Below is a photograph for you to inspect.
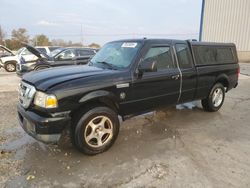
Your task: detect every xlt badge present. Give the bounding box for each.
[116,83,129,88]
[120,92,126,100]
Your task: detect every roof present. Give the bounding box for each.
[190,41,236,47]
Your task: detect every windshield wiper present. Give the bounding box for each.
[96,61,117,70]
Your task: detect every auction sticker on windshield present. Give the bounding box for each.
[122,43,137,48]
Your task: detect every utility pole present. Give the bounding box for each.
[81,24,83,46]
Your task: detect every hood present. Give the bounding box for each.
[0,45,14,56]
[22,65,114,91]
[24,44,50,59]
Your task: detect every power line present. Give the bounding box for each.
[6,33,198,37]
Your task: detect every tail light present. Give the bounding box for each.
[237,67,240,78]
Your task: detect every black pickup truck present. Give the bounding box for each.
[17,39,239,155]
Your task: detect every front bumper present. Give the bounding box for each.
[17,104,71,143]
[16,63,36,76]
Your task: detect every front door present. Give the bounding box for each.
[123,44,181,115]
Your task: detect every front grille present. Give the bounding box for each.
[18,81,36,109]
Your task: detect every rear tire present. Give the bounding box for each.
[202,83,225,112]
[73,106,120,155]
[4,62,16,72]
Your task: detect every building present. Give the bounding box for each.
[200,0,250,62]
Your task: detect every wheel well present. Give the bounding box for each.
[5,61,17,65]
[216,78,229,90]
[35,65,50,70]
[70,97,119,121]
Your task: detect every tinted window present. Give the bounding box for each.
[176,44,193,69]
[194,46,234,65]
[48,47,60,52]
[143,46,174,71]
[216,48,234,62]
[36,48,47,54]
[77,49,95,56]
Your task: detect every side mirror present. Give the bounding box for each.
[138,58,157,73]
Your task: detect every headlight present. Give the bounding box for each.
[34,91,58,108]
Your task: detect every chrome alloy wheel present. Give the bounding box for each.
[6,64,15,71]
[212,88,223,107]
[84,116,113,148]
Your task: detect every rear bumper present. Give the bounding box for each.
[17,104,71,143]
[234,82,238,88]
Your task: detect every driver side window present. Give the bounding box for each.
[143,46,174,71]
[57,49,76,60]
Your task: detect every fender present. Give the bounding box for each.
[215,73,229,89]
[79,90,119,109]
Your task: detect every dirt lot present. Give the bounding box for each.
[0,64,250,188]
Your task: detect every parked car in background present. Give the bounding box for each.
[0,45,14,69]
[17,38,239,155]
[16,44,97,75]
[0,46,38,72]
[0,45,13,58]
[35,46,60,55]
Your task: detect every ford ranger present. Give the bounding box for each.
[17,39,239,155]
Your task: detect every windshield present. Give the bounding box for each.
[91,41,141,69]
[50,48,64,57]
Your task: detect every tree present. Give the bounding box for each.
[11,28,29,49]
[33,34,49,46]
[12,28,29,42]
[50,39,67,46]
[5,39,15,50]
[0,25,6,45]
[88,43,100,49]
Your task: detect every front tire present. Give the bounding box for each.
[202,83,225,112]
[4,62,16,72]
[74,106,120,155]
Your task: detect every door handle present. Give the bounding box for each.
[171,74,180,80]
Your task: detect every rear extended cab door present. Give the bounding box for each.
[173,41,198,103]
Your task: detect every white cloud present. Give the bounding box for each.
[37,20,60,26]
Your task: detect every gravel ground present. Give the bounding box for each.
[0,64,250,188]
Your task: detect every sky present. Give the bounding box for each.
[0,0,203,45]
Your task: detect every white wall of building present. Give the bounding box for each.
[201,0,250,61]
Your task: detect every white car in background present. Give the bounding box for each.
[35,46,60,55]
[0,46,38,72]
